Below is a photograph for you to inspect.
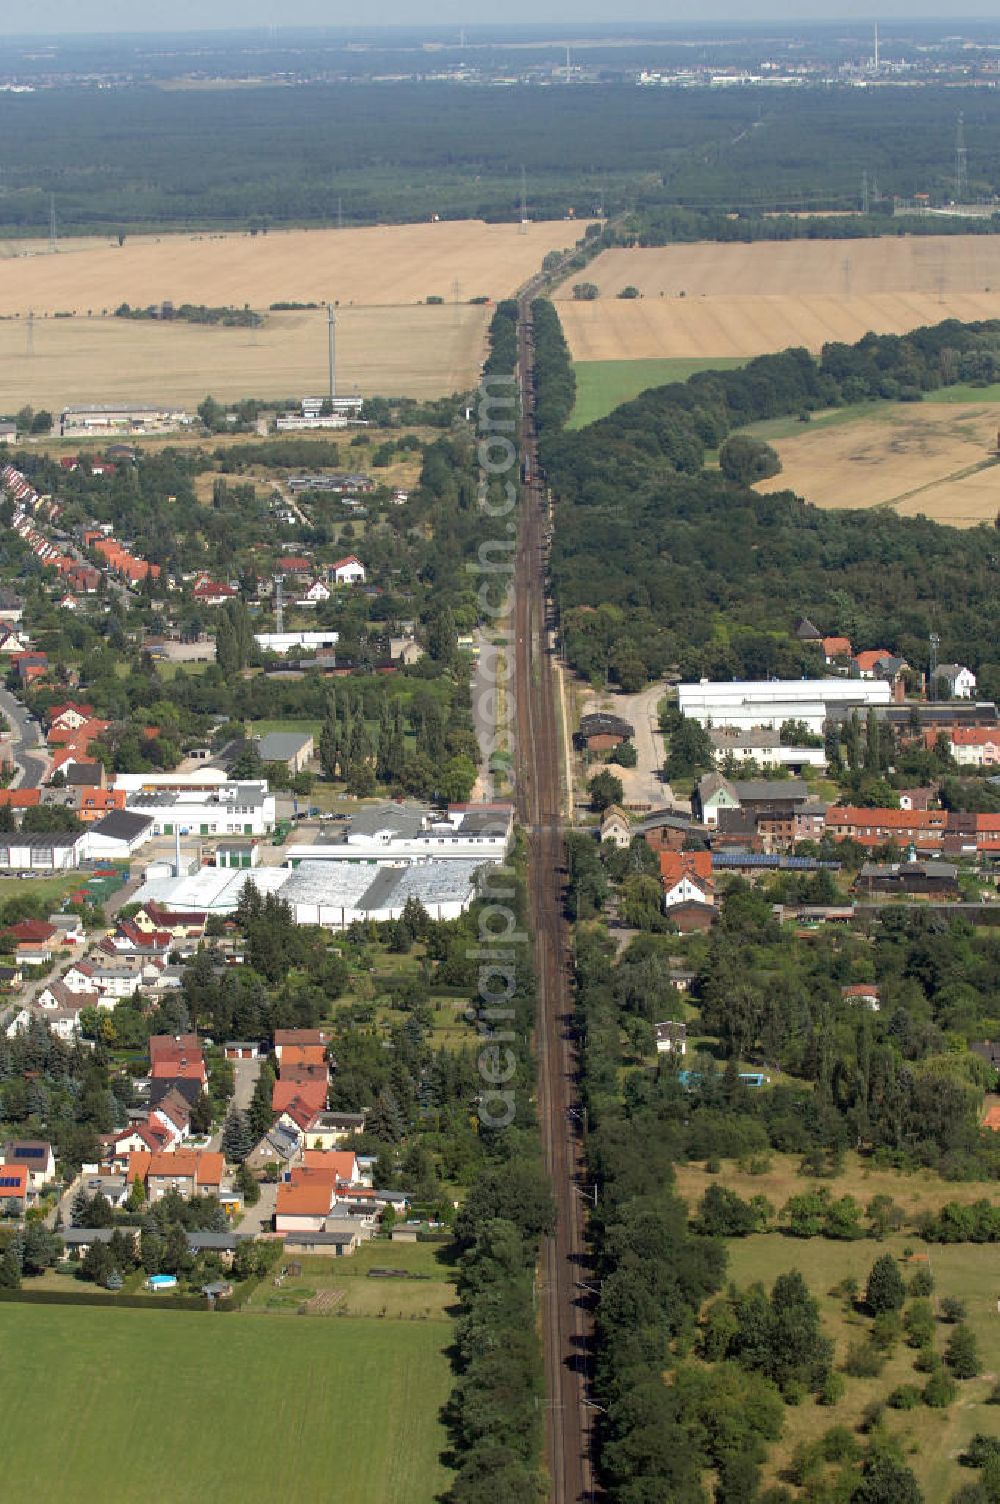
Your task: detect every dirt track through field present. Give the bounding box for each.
[556,236,1000,360]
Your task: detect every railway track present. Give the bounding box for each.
[513,288,594,1503]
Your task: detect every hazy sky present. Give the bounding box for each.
[3,2,998,36]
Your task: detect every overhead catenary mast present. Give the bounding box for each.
[519,165,528,233]
[955,112,969,202]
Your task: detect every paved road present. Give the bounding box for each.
[470,629,497,802]
[0,684,48,788]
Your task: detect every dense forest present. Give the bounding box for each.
[3,83,1000,234]
[536,307,1000,692]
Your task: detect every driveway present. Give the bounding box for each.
[236,1179,277,1236]
[581,682,690,812]
[231,1057,262,1112]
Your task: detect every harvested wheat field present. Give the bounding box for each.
[0,220,570,316]
[556,235,1000,360]
[0,304,490,410]
[755,402,1000,526]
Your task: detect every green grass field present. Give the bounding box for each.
[726,1234,1000,1500]
[922,381,1000,404]
[0,1304,454,1504]
[568,356,746,428]
[0,872,96,910]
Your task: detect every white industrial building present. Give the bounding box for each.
[0,833,85,872]
[677,678,891,736]
[253,630,340,657]
[125,782,276,837]
[709,730,828,772]
[81,811,154,861]
[129,802,512,931]
[130,857,486,929]
[60,404,190,437]
[285,803,514,869]
[113,770,230,794]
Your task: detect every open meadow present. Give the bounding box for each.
[751,400,1000,526]
[0,1302,454,1504]
[0,220,572,408]
[568,356,746,428]
[725,1235,1000,1501]
[556,235,1000,362]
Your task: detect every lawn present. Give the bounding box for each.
[0,1304,454,1504]
[0,872,97,911]
[568,356,746,428]
[725,1233,1000,1500]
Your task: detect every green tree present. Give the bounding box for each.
[865,1254,905,1314]
[0,1243,21,1289]
[246,1061,276,1140]
[221,1109,254,1162]
[719,434,781,485]
[850,1446,923,1503]
[234,1161,260,1207]
[946,1324,980,1380]
[589,769,624,812]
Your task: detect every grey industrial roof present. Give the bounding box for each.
[0,833,82,849]
[257,731,314,761]
[280,858,484,914]
[91,810,154,841]
[186,1231,250,1250]
[346,802,430,840]
[860,861,958,879]
[284,1230,358,1245]
[733,780,810,801]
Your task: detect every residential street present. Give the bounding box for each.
[0,683,48,788]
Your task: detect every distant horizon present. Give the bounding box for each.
[2,9,999,41]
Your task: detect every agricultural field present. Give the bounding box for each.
[0,220,571,409]
[751,400,1000,526]
[568,356,745,428]
[556,234,1000,362]
[0,221,570,316]
[0,1302,454,1504]
[0,305,487,410]
[724,1234,1000,1502]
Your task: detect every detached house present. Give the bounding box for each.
[821,636,852,665]
[330,554,366,586]
[660,850,714,909]
[3,1139,56,1192]
[142,1150,224,1203]
[660,851,717,933]
[935,664,977,700]
[298,579,331,606]
[192,579,238,607]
